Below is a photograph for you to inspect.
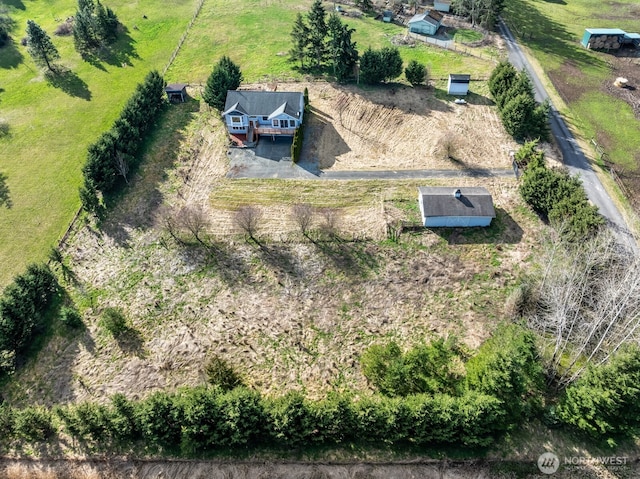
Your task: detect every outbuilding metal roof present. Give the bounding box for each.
[584,28,627,35]
[449,74,471,83]
[419,187,496,218]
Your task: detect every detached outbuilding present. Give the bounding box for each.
[165,83,187,102]
[408,10,443,36]
[418,187,496,227]
[447,74,470,95]
[434,0,451,12]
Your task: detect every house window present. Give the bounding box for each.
[231,116,242,124]
[262,116,268,121]
[272,119,280,127]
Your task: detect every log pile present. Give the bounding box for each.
[588,34,621,50]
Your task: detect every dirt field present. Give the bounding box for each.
[293,82,516,171]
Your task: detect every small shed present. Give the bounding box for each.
[434,0,451,12]
[447,74,470,95]
[581,28,626,49]
[418,186,496,227]
[382,10,393,22]
[408,10,443,36]
[165,83,187,102]
[623,32,640,47]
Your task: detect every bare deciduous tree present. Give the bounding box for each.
[114,151,130,184]
[291,203,314,238]
[319,207,340,239]
[523,231,640,388]
[179,205,210,246]
[234,205,262,242]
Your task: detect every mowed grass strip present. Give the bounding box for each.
[0,0,198,287]
[208,179,424,210]
[503,0,640,170]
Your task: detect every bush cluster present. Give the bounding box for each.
[518,141,603,240]
[489,61,549,141]
[0,264,58,376]
[361,325,543,432]
[73,0,119,53]
[80,70,165,214]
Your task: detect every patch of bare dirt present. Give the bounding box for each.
[0,458,636,479]
[548,60,591,105]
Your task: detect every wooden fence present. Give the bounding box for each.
[163,0,206,76]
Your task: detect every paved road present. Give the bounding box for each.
[497,18,637,250]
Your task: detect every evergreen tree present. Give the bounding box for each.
[73,6,98,52]
[488,61,517,103]
[327,14,358,82]
[359,47,384,84]
[0,11,13,48]
[95,1,119,43]
[25,20,59,71]
[355,0,374,11]
[306,0,328,69]
[203,56,243,110]
[405,59,427,86]
[380,46,403,82]
[289,13,309,70]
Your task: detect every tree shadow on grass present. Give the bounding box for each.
[116,326,146,358]
[256,243,301,280]
[504,0,605,70]
[82,26,139,69]
[45,66,91,100]
[0,172,12,209]
[312,236,379,278]
[0,40,24,69]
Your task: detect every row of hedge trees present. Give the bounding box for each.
[80,70,165,215]
[488,61,549,141]
[0,387,507,455]
[518,140,604,240]
[0,264,58,376]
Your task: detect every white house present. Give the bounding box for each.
[418,187,496,227]
[447,74,471,95]
[222,90,304,140]
[408,10,443,36]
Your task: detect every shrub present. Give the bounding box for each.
[0,404,15,443]
[557,344,640,443]
[60,306,83,329]
[204,354,242,391]
[14,407,55,442]
[266,391,313,447]
[466,323,543,426]
[0,263,58,363]
[361,337,466,397]
[100,307,127,337]
[137,391,183,452]
[405,60,427,86]
[54,21,73,36]
[360,46,403,84]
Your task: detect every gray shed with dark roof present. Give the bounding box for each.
[165,83,187,102]
[418,186,495,227]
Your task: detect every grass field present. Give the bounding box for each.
[503,0,640,172]
[0,0,197,287]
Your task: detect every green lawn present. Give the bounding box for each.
[0,0,197,287]
[503,0,640,170]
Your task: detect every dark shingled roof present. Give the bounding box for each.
[223,91,303,118]
[449,74,471,83]
[418,187,496,218]
[165,83,187,92]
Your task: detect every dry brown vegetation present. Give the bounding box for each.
[3,83,540,409]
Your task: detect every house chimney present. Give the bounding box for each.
[454,189,461,198]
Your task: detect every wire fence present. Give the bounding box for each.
[407,32,500,62]
[162,0,206,77]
